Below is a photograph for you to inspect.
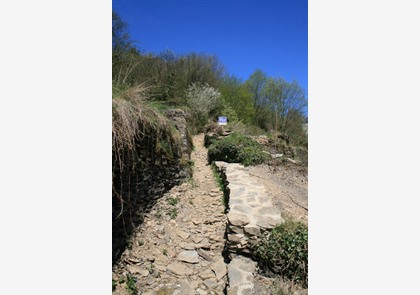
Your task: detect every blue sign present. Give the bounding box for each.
[218,116,227,125]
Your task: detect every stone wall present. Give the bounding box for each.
[214,161,283,295]
[165,109,192,161]
[112,109,192,263]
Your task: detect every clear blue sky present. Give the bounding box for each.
[113,0,308,102]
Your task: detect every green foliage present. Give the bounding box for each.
[169,208,178,219]
[207,133,270,166]
[147,263,155,274]
[125,274,138,295]
[112,279,116,291]
[219,75,255,124]
[244,70,307,138]
[220,105,239,123]
[211,163,227,208]
[253,221,308,287]
[167,197,178,206]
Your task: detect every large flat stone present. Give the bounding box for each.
[243,225,261,237]
[177,250,200,264]
[256,215,282,229]
[177,229,190,240]
[227,265,243,288]
[167,262,194,276]
[197,249,213,261]
[230,204,253,214]
[204,278,219,289]
[211,258,227,281]
[227,212,250,227]
[198,269,216,280]
[230,256,256,273]
[257,206,280,215]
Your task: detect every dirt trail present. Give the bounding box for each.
[113,134,228,295]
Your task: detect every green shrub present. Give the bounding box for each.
[125,274,138,295]
[253,221,308,287]
[207,133,270,166]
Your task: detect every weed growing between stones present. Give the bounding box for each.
[167,197,178,206]
[211,163,229,210]
[125,274,138,295]
[169,208,178,219]
[155,209,162,219]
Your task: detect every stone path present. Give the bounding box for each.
[112,134,228,295]
[214,162,283,295]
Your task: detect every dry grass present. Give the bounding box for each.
[112,84,175,152]
[112,84,182,218]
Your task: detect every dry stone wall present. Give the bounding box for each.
[112,109,192,263]
[214,161,283,295]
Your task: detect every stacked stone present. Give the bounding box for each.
[214,161,283,294]
[214,161,283,255]
[165,109,191,161]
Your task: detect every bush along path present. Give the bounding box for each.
[112,134,229,295]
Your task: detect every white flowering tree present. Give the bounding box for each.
[186,83,221,131]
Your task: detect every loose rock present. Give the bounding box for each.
[177,250,200,264]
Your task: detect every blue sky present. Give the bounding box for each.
[113,0,308,101]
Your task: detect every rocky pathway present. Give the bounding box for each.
[112,134,228,295]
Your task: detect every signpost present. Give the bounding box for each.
[218,116,227,126]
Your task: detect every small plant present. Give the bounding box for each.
[253,221,308,287]
[188,160,195,168]
[125,274,137,295]
[155,209,162,218]
[188,177,199,188]
[126,239,133,250]
[147,263,155,274]
[162,249,168,256]
[169,208,178,219]
[138,239,144,246]
[112,279,116,292]
[167,197,178,206]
